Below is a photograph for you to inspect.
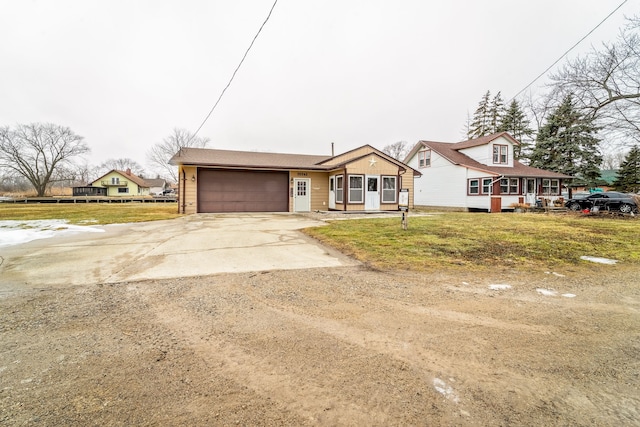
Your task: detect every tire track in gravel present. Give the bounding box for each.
[148,298,394,425]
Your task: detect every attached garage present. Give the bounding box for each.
[170,146,419,214]
[197,169,289,213]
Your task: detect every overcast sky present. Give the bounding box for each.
[0,0,636,173]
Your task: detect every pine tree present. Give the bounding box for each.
[468,90,492,139]
[612,146,640,193]
[529,95,602,183]
[489,91,504,135]
[498,100,534,160]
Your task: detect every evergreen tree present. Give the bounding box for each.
[612,146,640,193]
[529,95,602,183]
[498,100,534,160]
[468,90,492,139]
[489,91,505,135]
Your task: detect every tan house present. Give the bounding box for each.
[90,169,151,197]
[169,145,420,214]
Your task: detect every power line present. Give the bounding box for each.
[190,0,279,141]
[509,0,628,102]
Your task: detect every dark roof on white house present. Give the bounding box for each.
[408,132,572,179]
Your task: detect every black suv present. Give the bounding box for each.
[565,191,638,213]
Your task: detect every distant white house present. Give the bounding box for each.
[404,132,572,212]
[144,178,169,196]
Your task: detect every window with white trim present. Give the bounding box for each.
[509,178,519,194]
[349,175,364,203]
[482,178,493,194]
[111,177,120,184]
[381,176,397,203]
[335,175,343,203]
[493,145,508,164]
[418,150,431,168]
[500,178,509,194]
[499,178,520,194]
[542,179,559,195]
[468,179,480,195]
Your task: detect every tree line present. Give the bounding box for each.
[0,125,209,197]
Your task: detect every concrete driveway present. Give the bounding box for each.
[0,214,358,291]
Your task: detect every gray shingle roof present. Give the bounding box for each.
[169,147,332,170]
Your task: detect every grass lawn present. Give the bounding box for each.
[0,203,181,225]
[304,212,640,271]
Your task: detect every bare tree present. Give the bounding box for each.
[549,16,640,148]
[147,128,210,182]
[0,123,89,196]
[97,158,145,177]
[601,149,628,170]
[382,140,409,161]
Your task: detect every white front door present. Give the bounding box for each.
[525,178,536,205]
[293,178,311,212]
[329,176,336,210]
[365,175,380,210]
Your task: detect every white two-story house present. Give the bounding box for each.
[404,132,572,212]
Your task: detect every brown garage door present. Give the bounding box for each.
[198,169,289,212]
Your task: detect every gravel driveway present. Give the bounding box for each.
[2,261,639,425]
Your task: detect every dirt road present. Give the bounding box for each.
[1,265,639,426]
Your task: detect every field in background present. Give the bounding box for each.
[0,203,180,225]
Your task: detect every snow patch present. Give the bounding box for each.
[0,220,104,247]
[562,293,577,298]
[580,256,617,265]
[433,378,459,403]
[488,284,511,290]
[536,288,558,296]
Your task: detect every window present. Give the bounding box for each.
[418,150,431,168]
[482,178,493,194]
[118,187,129,194]
[500,178,509,194]
[335,175,343,203]
[296,180,307,196]
[382,176,396,203]
[493,145,508,164]
[468,179,480,195]
[542,179,559,195]
[111,177,120,184]
[509,178,519,194]
[349,175,364,203]
[499,178,519,194]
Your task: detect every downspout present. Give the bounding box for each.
[181,167,186,214]
[343,168,347,211]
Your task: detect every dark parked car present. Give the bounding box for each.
[565,191,638,213]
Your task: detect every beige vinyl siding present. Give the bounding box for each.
[401,170,415,209]
[288,171,330,212]
[323,146,374,166]
[344,155,399,175]
[180,166,198,214]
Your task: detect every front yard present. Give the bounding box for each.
[304,212,640,271]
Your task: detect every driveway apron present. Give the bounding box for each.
[0,214,358,291]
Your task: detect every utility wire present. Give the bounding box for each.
[190,0,279,141]
[509,0,628,102]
